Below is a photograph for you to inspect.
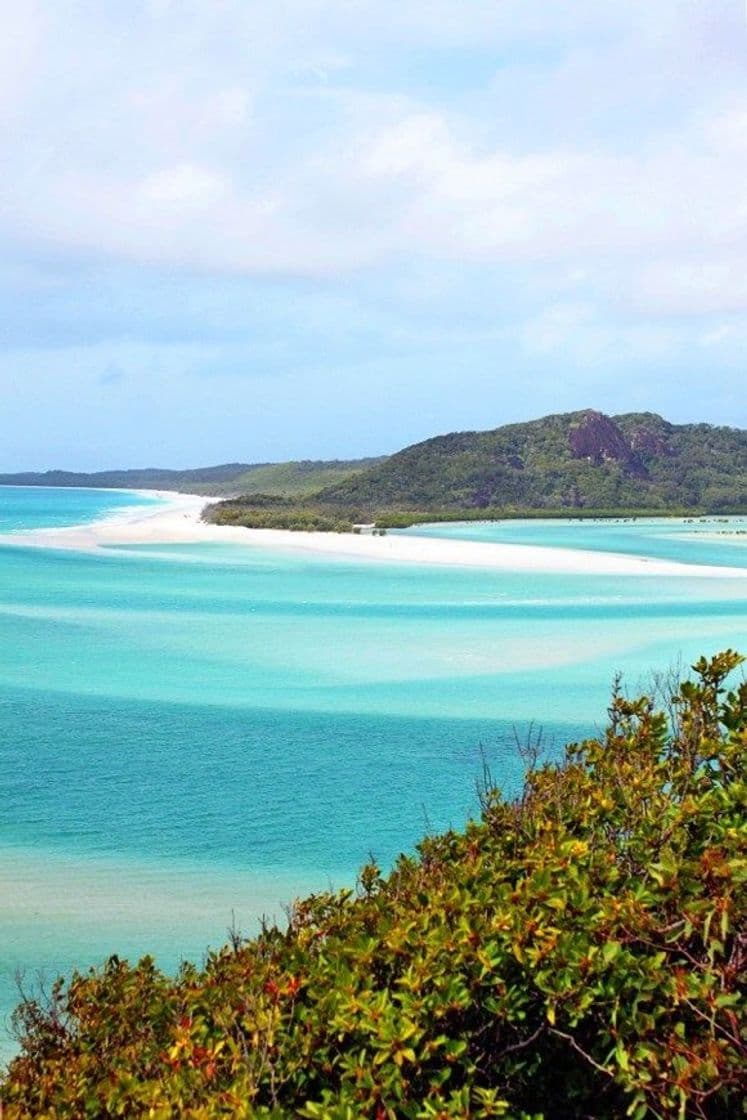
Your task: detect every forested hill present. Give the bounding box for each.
[315,410,747,515]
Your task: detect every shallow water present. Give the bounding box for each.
[1,492,746,1058]
[0,485,161,531]
[398,515,747,569]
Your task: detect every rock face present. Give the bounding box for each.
[568,411,647,476]
[626,422,674,458]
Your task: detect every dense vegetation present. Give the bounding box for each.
[205,496,363,533]
[205,411,747,532]
[203,492,371,533]
[317,411,747,516]
[3,652,745,1118]
[0,459,384,499]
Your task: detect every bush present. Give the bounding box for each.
[3,653,745,1118]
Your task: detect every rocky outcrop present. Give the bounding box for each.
[627,423,674,458]
[568,411,647,476]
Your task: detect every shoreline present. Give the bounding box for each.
[1,489,746,579]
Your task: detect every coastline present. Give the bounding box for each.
[1,489,746,579]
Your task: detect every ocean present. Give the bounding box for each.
[1,488,746,1057]
[0,485,162,532]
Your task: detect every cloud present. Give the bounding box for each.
[637,258,747,317]
[137,164,230,210]
[0,1,745,304]
[1,0,746,465]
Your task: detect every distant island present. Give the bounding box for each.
[0,458,385,500]
[3,410,746,532]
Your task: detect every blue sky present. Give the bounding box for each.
[1,0,746,470]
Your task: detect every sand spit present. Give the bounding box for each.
[1,490,746,580]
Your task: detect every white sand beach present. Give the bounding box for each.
[2,490,747,579]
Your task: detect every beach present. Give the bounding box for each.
[2,489,747,579]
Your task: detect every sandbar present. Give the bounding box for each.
[2,490,746,579]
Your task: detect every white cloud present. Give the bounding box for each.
[138,164,230,210]
[0,0,746,317]
[517,302,681,367]
[638,259,747,316]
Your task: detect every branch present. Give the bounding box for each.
[497,1021,546,1058]
[548,1028,615,1078]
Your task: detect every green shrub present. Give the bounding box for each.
[3,653,745,1118]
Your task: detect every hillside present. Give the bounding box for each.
[3,652,745,1118]
[316,411,747,515]
[0,458,384,499]
[215,458,385,499]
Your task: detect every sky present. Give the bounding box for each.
[1,0,746,470]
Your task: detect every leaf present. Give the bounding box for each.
[601,941,622,965]
[616,1042,630,1072]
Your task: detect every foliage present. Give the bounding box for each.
[206,501,713,534]
[204,495,362,533]
[317,411,747,517]
[371,508,703,530]
[2,653,746,1118]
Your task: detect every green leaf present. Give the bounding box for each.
[601,941,622,965]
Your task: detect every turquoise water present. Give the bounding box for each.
[0,485,161,531]
[1,493,746,1058]
[398,516,747,569]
